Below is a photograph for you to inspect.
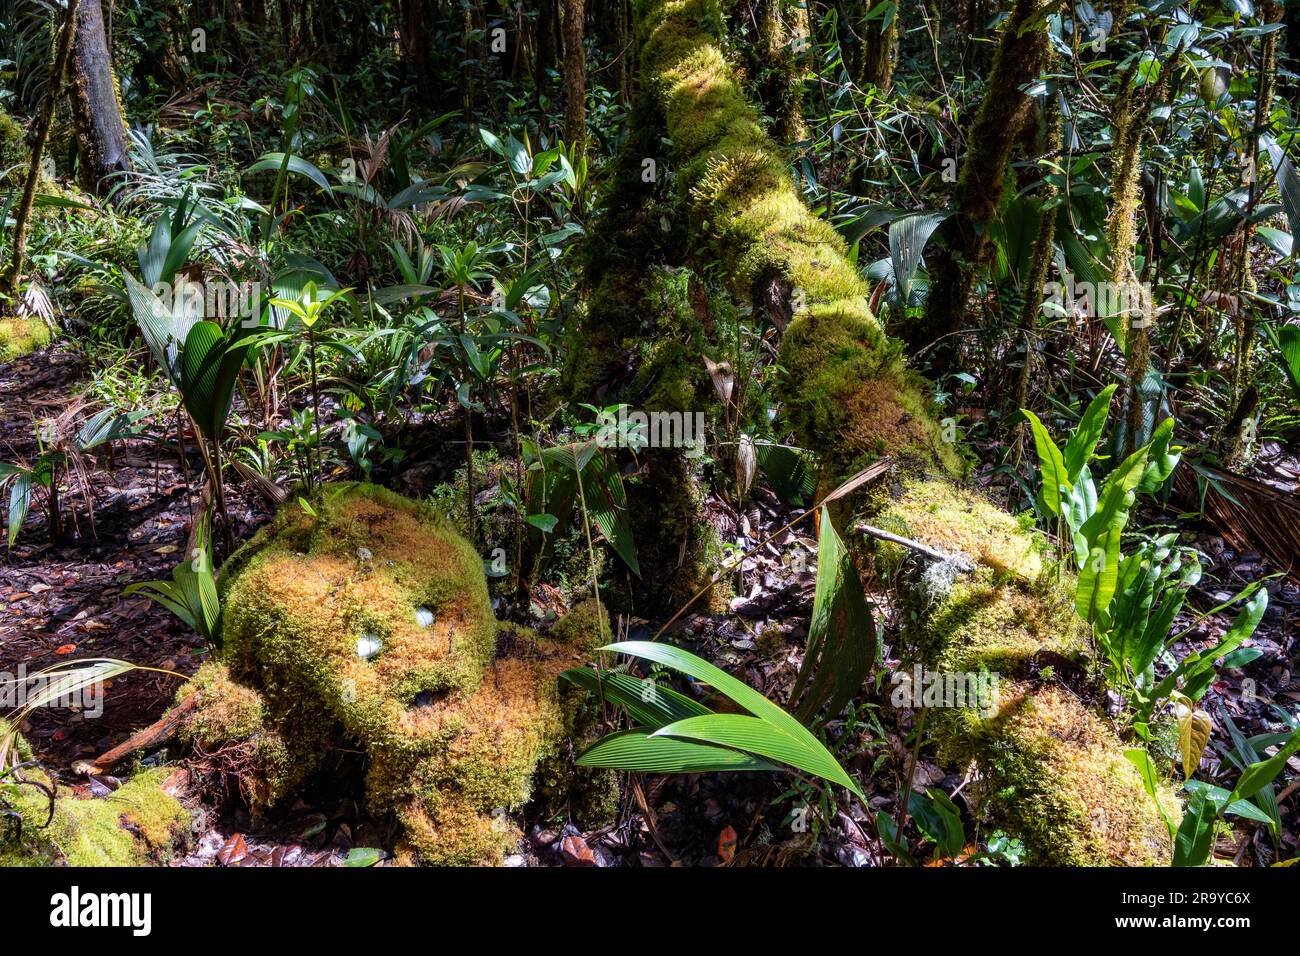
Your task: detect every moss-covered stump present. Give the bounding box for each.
[0,315,54,363]
[210,482,614,864]
[873,480,1177,865]
[0,723,189,867]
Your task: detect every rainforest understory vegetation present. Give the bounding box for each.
[1,0,1299,869]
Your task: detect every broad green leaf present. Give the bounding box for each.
[578,449,640,576]
[876,811,915,865]
[1172,788,1216,867]
[889,211,949,304]
[1022,409,1070,516]
[1062,385,1116,482]
[1075,444,1150,623]
[792,506,876,721]
[909,788,965,859]
[1137,416,1180,494]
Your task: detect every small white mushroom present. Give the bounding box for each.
[414,606,435,628]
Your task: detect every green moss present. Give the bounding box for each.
[872,478,1044,579]
[635,0,961,480]
[0,108,27,188]
[216,482,617,864]
[0,315,54,363]
[547,598,611,651]
[0,723,189,867]
[869,477,1178,865]
[176,661,311,812]
[936,685,1177,865]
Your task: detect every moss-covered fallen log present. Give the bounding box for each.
[631,0,1176,865]
[0,722,190,866]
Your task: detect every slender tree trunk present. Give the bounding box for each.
[1228,0,1282,462]
[2,0,81,297]
[860,6,898,91]
[612,0,631,102]
[1105,56,1169,453]
[914,0,1053,370]
[1013,80,1062,456]
[536,0,560,88]
[68,0,130,197]
[400,0,432,97]
[461,1,477,126]
[563,0,586,148]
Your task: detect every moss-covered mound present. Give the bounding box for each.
[208,482,614,864]
[0,723,190,867]
[0,315,54,363]
[874,481,1178,865]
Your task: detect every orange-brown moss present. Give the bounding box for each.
[214,483,616,864]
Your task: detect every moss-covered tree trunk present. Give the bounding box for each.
[627,0,1175,865]
[835,0,898,92]
[68,0,129,198]
[2,0,80,297]
[914,0,1053,370]
[755,0,807,143]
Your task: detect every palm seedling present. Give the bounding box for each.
[266,280,355,493]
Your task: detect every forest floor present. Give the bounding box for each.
[2,346,1297,866]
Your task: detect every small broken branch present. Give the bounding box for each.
[91,693,196,772]
[854,523,976,572]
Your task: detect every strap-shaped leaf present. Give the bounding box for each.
[653,713,863,798]
[1075,444,1151,623]
[1228,726,1300,805]
[1137,416,1180,494]
[246,152,335,197]
[599,642,863,797]
[793,505,875,721]
[603,640,807,740]
[576,728,778,773]
[559,668,711,728]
